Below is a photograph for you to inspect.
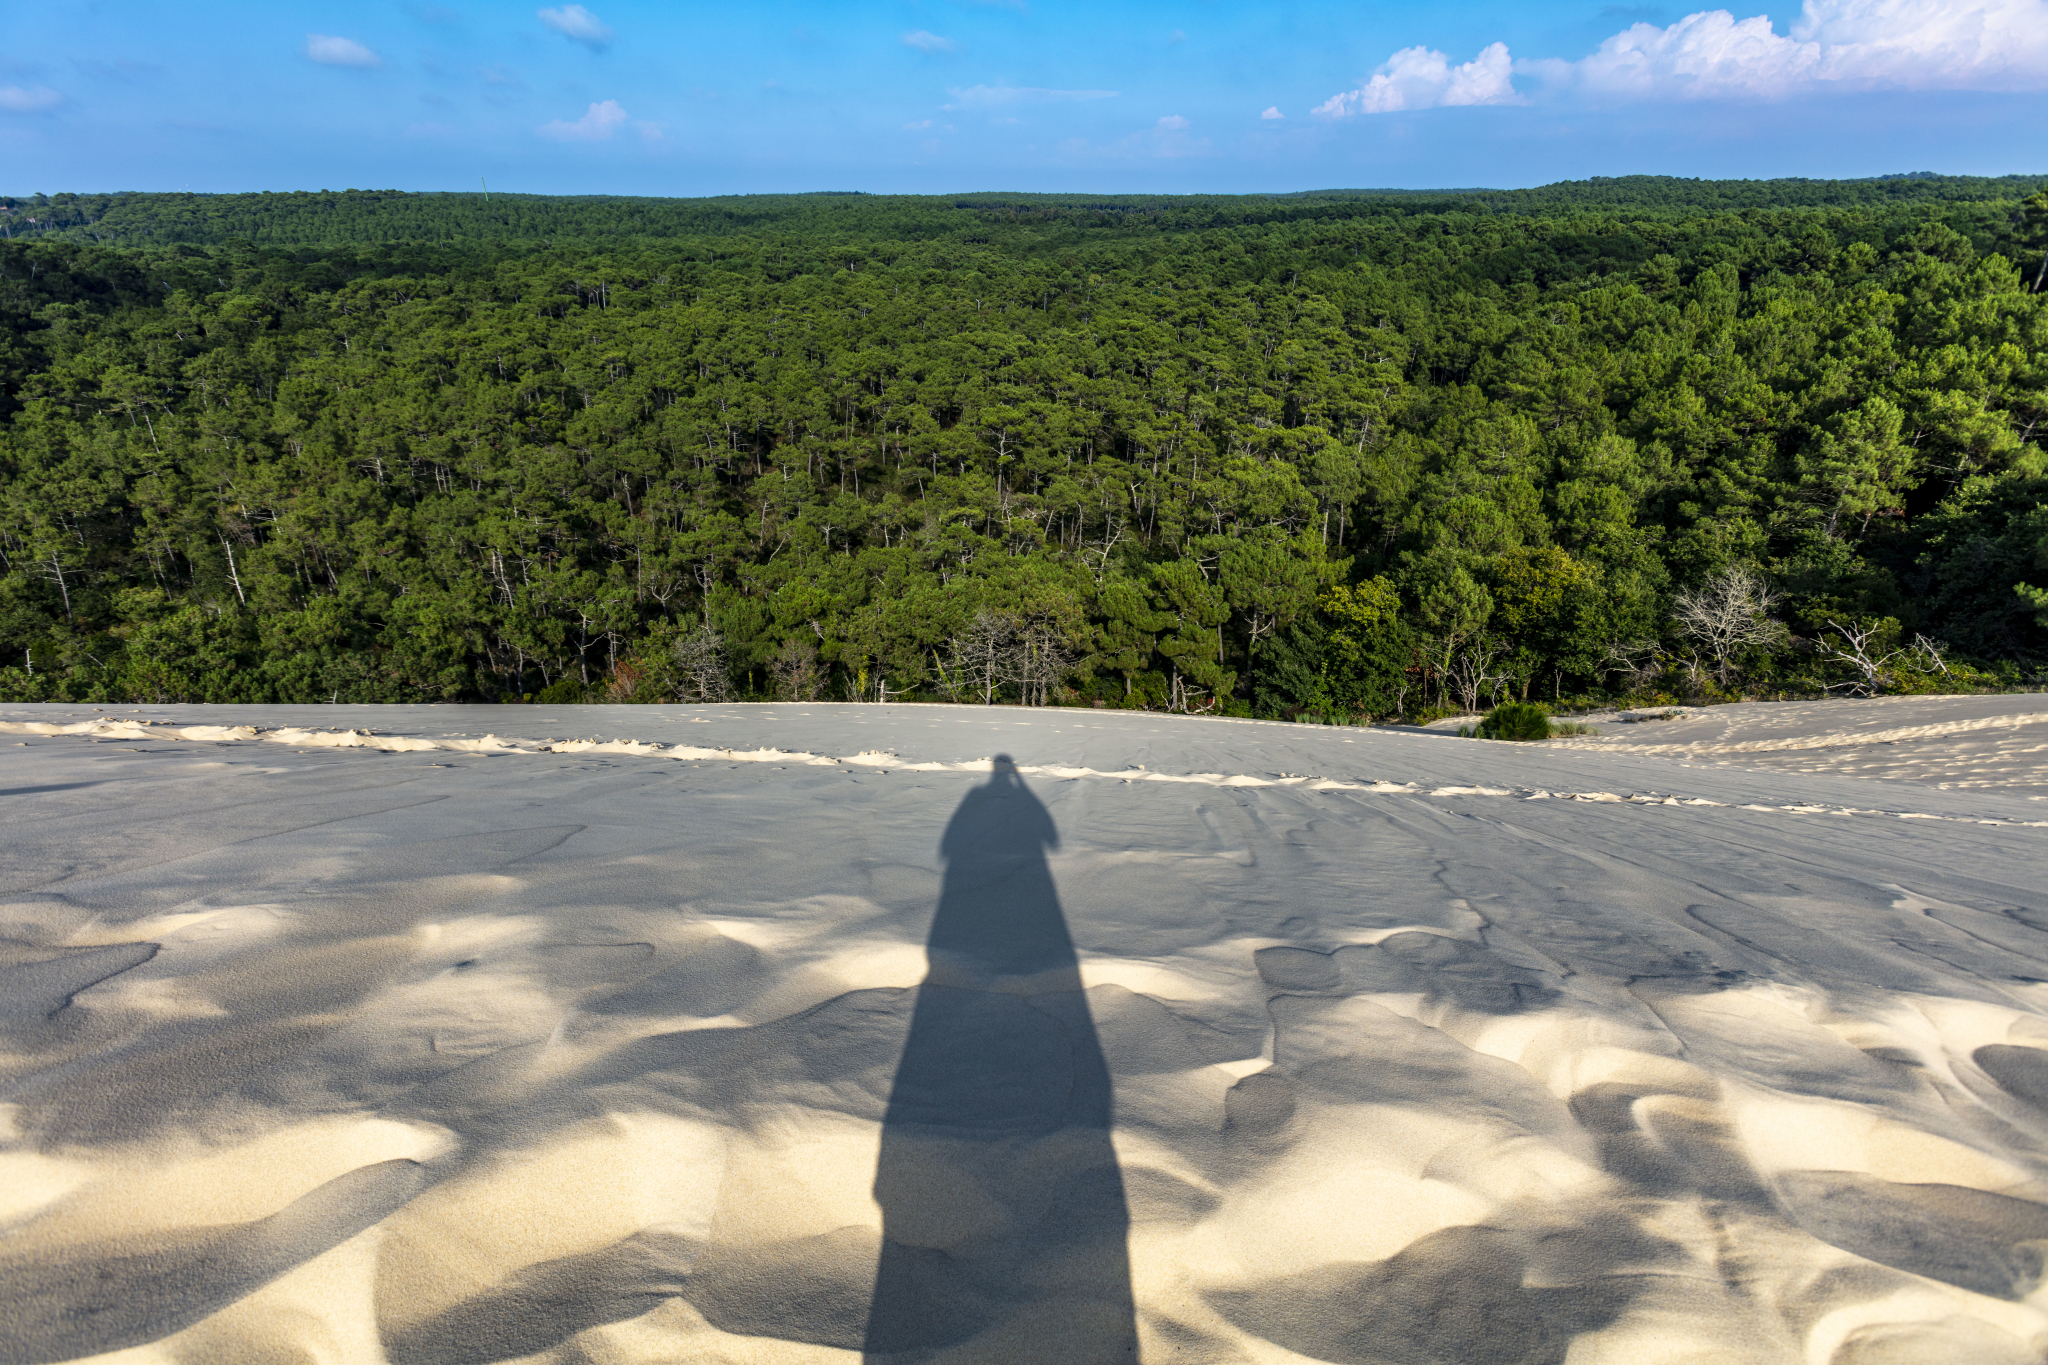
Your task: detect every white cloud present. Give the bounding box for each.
[1547,11,1820,96]
[1323,0,2048,115]
[943,84,1118,110]
[538,5,614,49]
[1156,113,1190,129]
[537,98,629,139]
[903,30,958,54]
[306,35,382,68]
[1546,0,2048,98]
[1261,105,1283,119]
[0,85,62,113]
[1316,42,1516,115]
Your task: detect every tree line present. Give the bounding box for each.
[7,175,2048,252]
[1,178,2044,714]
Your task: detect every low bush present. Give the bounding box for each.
[535,677,587,705]
[1476,701,1553,741]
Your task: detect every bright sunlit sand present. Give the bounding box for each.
[4,696,2048,1364]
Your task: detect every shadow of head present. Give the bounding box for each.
[923,753,1074,986]
[938,754,1059,867]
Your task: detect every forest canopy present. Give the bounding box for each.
[1,176,2044,713]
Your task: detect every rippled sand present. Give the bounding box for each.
[3,698,2047,1364]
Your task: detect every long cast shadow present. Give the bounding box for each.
[864,757,1138,1362]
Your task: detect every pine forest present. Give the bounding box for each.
[1,175,2045,716]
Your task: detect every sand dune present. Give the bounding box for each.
[1549,694,2048,797]
[3,698,2048,1364]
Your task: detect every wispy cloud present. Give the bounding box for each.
[1060,113,1208,160]
[1315,42,1516,115]
[943,84,1118,110]
[0,84,62,113]
[903,30,958,54]
[538,5,614,50]
[305,35,382,68]
[1260,105,1283,119]
[481,64,521,87]
[536,98,658,140]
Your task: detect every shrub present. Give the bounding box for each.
[536,677,586,705]
[1477,701,1553,741]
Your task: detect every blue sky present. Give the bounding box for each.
[3,0,2044,195]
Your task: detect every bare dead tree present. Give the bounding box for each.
[948,610,1017,705]
[1009,621,1074,707]
[692,559,718,623]
[1671,566,1785,686]
[1817,620,1906,696]
[1911,633,1952,676]
[671,625,731,703]
[481,633,530,699]
[769,635,824,702]
[38,551,75,623]
[1078,514,1126,584]
[1445,639,1505,714]
[1602,639,1666,693]
[1167,670,1215,714]
[218,531,248,607]
[641,565,683,618]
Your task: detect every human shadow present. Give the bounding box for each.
[864,757,1138,1362]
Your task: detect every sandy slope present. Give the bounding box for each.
[1550,694,2048,797]
[3,698,2048,1365]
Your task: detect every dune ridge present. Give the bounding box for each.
[1548,694,2048,797]
[6,714,2046,832]
[1558,708,2048,756]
